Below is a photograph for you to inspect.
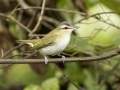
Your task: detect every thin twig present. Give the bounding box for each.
[98,61,120,90]
[27,1,42,28]
[29,0,46,35]
[10,0,24,15]
[1,43,25,59]
[22,50,38,59]
[0,13,31,33]
[15,6,86,16]
[97,0,115,26]
[14,1,60,26]
[53,64,85,90]
[74,12,120,29]
[1,36,34,59]
[15,7,120,29]
[0,48,4,57]
[9,16,32,33]
[43,16,60,25]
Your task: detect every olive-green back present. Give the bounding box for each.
[32,29,58,49]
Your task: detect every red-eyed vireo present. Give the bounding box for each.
[17,21,79,64]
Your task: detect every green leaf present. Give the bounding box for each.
[64,62,85,84]
[113,36,120,45]
[0,69,3,76]
[8,18,26,39]
[5,64,42,85]
[101,0,120,12]
[65,35,96,56]
[41,77,60,90]
[24,84,41,90]
[67,83,78,90]
[0,69,5,87]
[84,70,106,90]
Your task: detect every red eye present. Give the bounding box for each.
[64,27,68,29]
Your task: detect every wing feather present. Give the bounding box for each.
[17,29,58,50]
[32,29,58,49]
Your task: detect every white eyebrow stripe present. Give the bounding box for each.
[60,25,68,28]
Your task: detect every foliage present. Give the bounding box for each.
[0,0,120,90]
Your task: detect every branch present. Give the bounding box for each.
[15,7,120,29]
[1,36,34,59]
[53,64,85,90]
[27,0,42,28]
[74,12,120,29]
[29,0,46,35]
[0,47,120,64]
[0,13,31,33]
[15,6,86,16]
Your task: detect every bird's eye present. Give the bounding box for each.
[64,27,68,29]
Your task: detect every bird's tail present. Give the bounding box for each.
[17,39,39,47]
[17,40,33,43]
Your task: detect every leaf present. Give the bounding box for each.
[8,19,26,39]
[65,35,96,56]
[41,77,60,90]
[5,64,42,85]
[100,0,120,12]
[84,70,106,90]
[112,36,120,45]
[24,84,41,90]
[67,83,78,90]
[0,69,3,76]
[0,69,4,87]
[64,62,85,84]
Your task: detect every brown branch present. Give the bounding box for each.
[29,0,46,35]
[0,47,120,64]
[74,12,120,23]
[10,0,24,15]
[53,64,85,90]
[14,2,60,26]
[15,6,86,16]
[1,43,25,59]
[98,61,120,90]
[0,48,4,57]
[27,1,42,28]
[15,7,120,19]
[1,36,34,59]
[0,13,31,33]
[15,7,120,29]
[74,12,120,29]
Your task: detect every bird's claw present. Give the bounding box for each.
[43,55,48,64]
[58,54,66,63]
[62,55,66,63]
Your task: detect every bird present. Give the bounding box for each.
[17,21,79,64]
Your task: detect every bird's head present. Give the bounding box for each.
[58,21,79,32]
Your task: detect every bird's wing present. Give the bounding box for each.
[32,30,58,49]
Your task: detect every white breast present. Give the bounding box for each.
[39,34,70,55]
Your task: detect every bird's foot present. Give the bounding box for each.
[58,54,66,63]
[43,55,48,64]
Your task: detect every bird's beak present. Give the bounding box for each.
[74,26,79,30]
[75,26,79,29]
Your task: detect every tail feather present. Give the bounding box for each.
[17,39,40,47]
[17,40,33,43]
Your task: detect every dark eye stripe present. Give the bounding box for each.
[59,21,75,30]
[62,26,73,30]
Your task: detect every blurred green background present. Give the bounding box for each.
[0,0,120,90]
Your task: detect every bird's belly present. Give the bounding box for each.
[39,36,70,55]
